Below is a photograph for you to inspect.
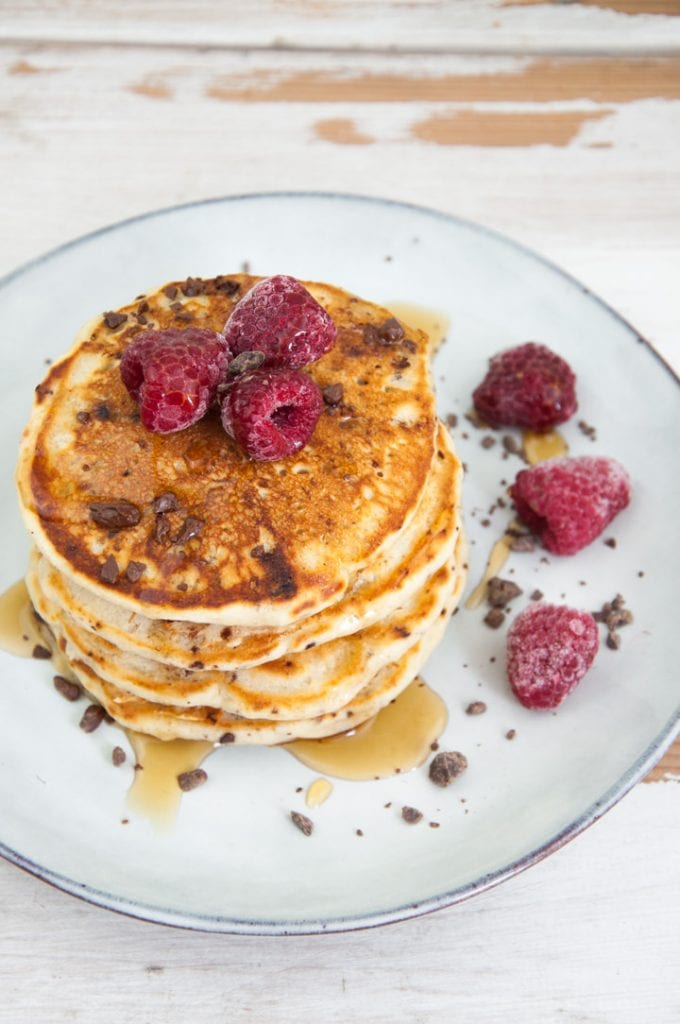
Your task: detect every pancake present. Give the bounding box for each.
[28,535,465,721]
[47,568,465,744]
[17,275,438,627]
[32,422,463,670]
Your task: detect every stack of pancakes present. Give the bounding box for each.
[17,275,465,744]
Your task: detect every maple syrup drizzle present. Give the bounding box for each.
[125,731,214,829]
[0,579,47,657]
[285,678,447,781]
[387,301,450,356]
[522,429,568,464]
[305,777,333,808]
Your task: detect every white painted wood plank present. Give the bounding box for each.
[0,781,677,1024]
[2,0,680,55]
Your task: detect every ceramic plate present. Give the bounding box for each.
[1,193,678,934]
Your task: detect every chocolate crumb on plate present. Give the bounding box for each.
[487,577,522,608]
[79,704,106,733]
[53,675,81,701]
[112,746,126,766]
[429,751,468,787]
[484,608,505,629]
[506,729,517,740]
[177,769,208,792]
[604,537,617,549]
[401,806,423,824]
[291,811,314,836]
[466,701,487,716]
[578,419,597,441]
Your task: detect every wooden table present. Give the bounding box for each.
[1,3,678,1021]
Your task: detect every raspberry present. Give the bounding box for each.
[120,328,229,433]
[224,275,336,369]
[221,367,323,461]
[510,456,630,555]
[473,342,577,431]
[506,603,599,709]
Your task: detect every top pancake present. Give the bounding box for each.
[17,275,438,627]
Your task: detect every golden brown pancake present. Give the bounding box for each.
[17,275,438,627]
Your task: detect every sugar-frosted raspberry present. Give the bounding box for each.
[507,603,599,709]
[510,456,630,555]
[221,367,323,461]
[120,328,229,433]
[224,275,336,369]
[473,342,577,431]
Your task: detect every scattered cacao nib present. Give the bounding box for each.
[180,276,204,297]
[99,555,119,584]
[103,311,128,330]
[593,594,633,650]
[578,419,597,441]
[32,644,52,660]
[163,284,178,300]
[94,403,111,421]
[484,608,505,629]
[151,492,179,515]
[445,413,459,428]
[429,821,440,829]
[356,829,364,837]
[290,811,314,836]
[401,806,423,824]
[487,576,523,608]
[112,746,126,766]
[228,350,265,376]
[530,589,544,601]
[154,514,172,544]
[214,275,240,296]
[466,701,487,716]
[606,632,621,650]
[53,675,81,701]
[125,560,146,583]
[89,500,142,530]
[604,537,617,549]
[507,529,536,553]
[481,435,496,449]
[219,732,235,744]
[76,410,91,424]
[80,704,106,733]
[177,768,208,792]
[322,382,344,406]
[429,751,468,787]
[506,729,517,740]
[175,516,205,544]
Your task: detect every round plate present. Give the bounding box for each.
[1,193,678,934]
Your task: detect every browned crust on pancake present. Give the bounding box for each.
[18,276,437,624]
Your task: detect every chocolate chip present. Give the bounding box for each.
[137,300,150,315]
[227,350,265,378]
[214,276,240,296]
[177,768,208,792]
[80,704,105,733]
[76,410,91,424]
[322,383,344,406]
[154,514,172,544]
[220,627,232,641]
[484,607,505,629]
[99,555,119,584]
[429,751,468,787]
[112,746,126,766]
[466,701,487,715]
[189,660,204,670]
[487,577,523,608]
[391,356,411,371]
[53,675,81,701]
[163,284,178,300]
[175,311,194,323]
[180,276,204,297]
[175,516,204,544]
[103,311,128,330]
[94,403,111,421]
[89,500,142,530]
[378,317,404,344]
[219,732,235,744]
[290,811,314,836]
[125,560,146,583]
[32,644,52,660]
[151,491,179,514]
[401,806,423,824]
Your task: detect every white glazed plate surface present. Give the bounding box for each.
[1,193,678,934]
